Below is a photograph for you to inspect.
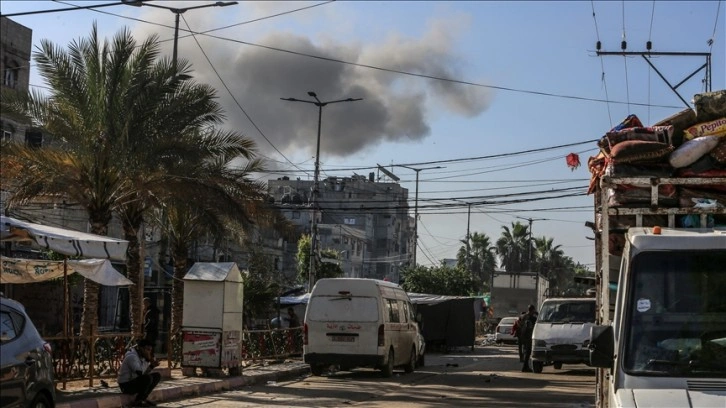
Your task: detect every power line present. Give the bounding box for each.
[25,1,686,110]
[0,1,131,17]
[591,0,613,127]
[180,13,303,174]
[621,0,631,111]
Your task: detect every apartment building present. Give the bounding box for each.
[267,172,413,282]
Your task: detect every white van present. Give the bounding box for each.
[531,297,596,373]
[303,278,422,377]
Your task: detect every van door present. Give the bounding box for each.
[305,294,380,356]
[384,298,402,362]
[400,300,418,361]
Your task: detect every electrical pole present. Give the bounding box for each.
[596,44,711,108]
[281,92,362,290]
[396,165,443,267]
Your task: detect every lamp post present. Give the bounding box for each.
[131,1,238,72]
[281,91,362,290]
[396,165,443,267]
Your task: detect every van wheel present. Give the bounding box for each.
[29,393,51,408]
[381,349,394,377]
[310,364,325,376]
[404,347,416,373]
[553,362,562,370]
[417,353,425,367]
[532,360,544,373]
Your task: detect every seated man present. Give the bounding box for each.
[118,339,161,407]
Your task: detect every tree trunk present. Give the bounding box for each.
[79,218,111,337]
[122,218,144,337]
[170,245,189,335]
[80,280,100,336]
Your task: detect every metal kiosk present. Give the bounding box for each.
[181,262,244,376]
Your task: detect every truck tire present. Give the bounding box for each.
[404,347,416,373]
[553,362,563,370]
[381,349,394,377]
[532,360,544,373]
[310,364,325,376]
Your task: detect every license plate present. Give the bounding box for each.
[331,335,355,342]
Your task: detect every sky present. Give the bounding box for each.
[2,1,724,271]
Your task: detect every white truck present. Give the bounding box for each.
[589,175,726,408]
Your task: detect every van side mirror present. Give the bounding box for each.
[589,325,614,368]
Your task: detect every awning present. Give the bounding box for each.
[0,216,128,261]
[0,256,133,286]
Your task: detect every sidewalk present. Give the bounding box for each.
[56,359,311,408]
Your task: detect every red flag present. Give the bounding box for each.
[566,153,581,171]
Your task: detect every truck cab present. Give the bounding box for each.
[590,227,726,407]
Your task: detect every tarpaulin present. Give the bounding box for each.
[1,215,128,261]
[0,256,133,286]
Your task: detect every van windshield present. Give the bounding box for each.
[307,296,379,322]
[623,250,726,378]
[538,301,595,323]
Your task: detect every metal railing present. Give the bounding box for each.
[49,326,304,388]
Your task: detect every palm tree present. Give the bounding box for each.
[533,236,565,292]
[0,24,260,336]
[495,222,531,273]
[157,148,294,335]
[1,25,160,335]
[456,232,497,292]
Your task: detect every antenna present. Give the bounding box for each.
[376,164,400,182]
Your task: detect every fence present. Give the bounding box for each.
[49,326,304,389]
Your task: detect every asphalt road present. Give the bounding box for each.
[159,342,596,407]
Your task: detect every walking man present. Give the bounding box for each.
[521,304,538,372]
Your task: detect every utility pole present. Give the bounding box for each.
[281,92,362,290]
[596,42,711,108]
[129,1,238,75]
[515,216,546,272]
[466,202,472,269]
[395,165,443,267]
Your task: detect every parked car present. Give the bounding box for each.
[495,316,519,344]
[0,294,56,408]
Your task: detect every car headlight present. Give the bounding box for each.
[534,339,547,347]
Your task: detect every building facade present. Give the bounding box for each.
[267,172,413,282]
[0,17,36,144]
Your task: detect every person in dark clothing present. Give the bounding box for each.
[285,307,301,328]
[143,298,159,349]
[521,304,538,372]
[118,339,160,406]
[511,311,527,362]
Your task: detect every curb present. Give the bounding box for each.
[56,365,310,408]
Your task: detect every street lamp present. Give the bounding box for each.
[395,165,443,267]
[130,1,238,72]
[281,91,362,290]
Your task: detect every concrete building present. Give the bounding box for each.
[0,17,37,145]
[267,172,413,282]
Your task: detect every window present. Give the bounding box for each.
[0,310,23,342]
[3,60,19,89]
[386,299,400,323]
[623,250,726,377]
[306,296,378,322]
[25,130,43,148]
